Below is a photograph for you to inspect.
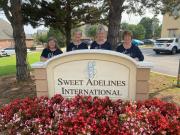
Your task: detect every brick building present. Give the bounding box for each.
[0,19,34,49]
[161,13,180,38]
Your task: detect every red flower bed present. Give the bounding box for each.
[0,95,179,135]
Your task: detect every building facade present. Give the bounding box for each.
[161,13,180,38]
[0,19,34,49]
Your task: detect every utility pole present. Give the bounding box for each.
[177,59,180,87]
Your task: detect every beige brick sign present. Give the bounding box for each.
[31,50,153,100]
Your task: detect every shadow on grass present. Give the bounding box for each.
[149,85,177,98]
[149,85,180,105]
[160,96,174,103]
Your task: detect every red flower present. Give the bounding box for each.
[0,95,179,134]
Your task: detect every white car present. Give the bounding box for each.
[153,38,180,54]
[1,48,16,56]
[0,49,7,56]
[1,48,31,56]
[27,48,31,53]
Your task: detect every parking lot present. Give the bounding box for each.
[141,48,180,76]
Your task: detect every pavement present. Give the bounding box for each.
[140,48,180,77]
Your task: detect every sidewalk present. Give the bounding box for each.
[139,44,154,49]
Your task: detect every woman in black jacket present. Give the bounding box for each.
[116,31,144,61]
[91,25,111,50]
[67,29,88,52]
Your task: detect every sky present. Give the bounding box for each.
[0,11,163,34]
[122,12,163,24]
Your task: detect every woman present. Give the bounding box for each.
[116,31,144,61]
[90,25,111,50]
[67,29,88,52]
[40,37,63,61]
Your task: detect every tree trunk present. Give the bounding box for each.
[65,25,71,47]
[11,0,30,81]
[65,0,72,48]
[107,0,125,50]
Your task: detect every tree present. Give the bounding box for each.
[47,28,66,48]
[103,0,180,49]
[22,0,104,47]
[152,17,161,38]
[85,25,98,40]
[139,17,153,39]
[134,24,145,40]
[106,0,124,50]
[121,23,145,40]
[36,28,66,47]
[154,25,162,38]
[121,23,129,30]
[36,33,48,45]
[139,17,161,39]
[0,0,30,81]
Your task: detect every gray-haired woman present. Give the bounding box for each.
[66,29,88,52]
[90,25,112,50]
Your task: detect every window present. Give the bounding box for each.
[168,28,178,37]
[156,40,173,43]
[175,38,179,43]
[4,48,14,50]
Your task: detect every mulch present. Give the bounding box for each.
[0,75,36,107]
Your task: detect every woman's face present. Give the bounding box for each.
[48,40,56,49]
[74,32,82,42]
[123,35,132,46]
[97,32,105,42]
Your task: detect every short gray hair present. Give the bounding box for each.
[72,28,82,36]
[96,25,106,34]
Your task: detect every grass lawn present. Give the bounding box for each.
[0,52,41,76]
[149,72,180,105]
[149,72,177,92]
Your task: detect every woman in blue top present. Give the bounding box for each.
[67,29,88,52]
[90,25,111,50]
[116,31,144,61]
